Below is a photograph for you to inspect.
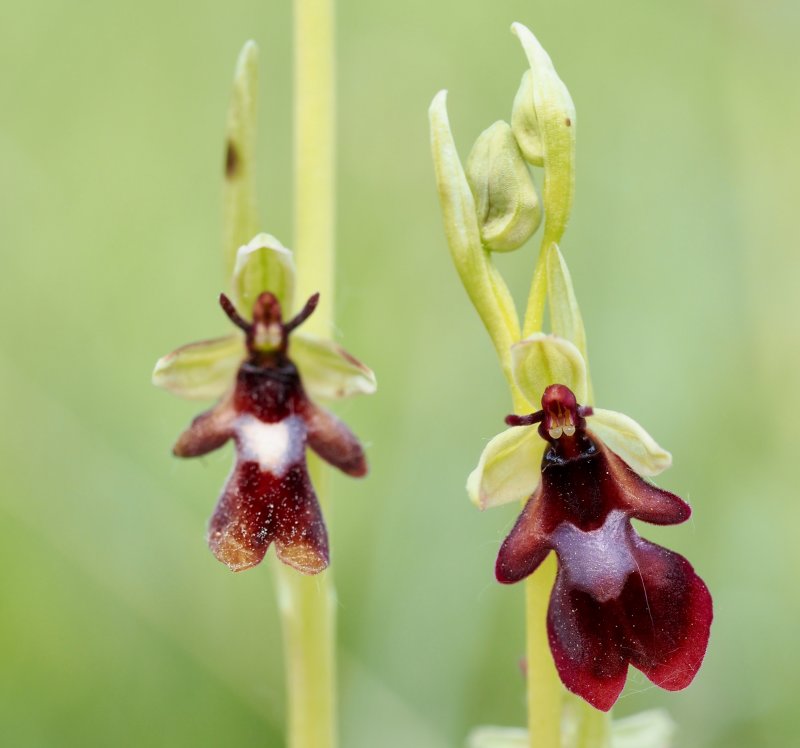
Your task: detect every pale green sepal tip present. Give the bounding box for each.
[466,710,674,748]
[291,334,376,400]
[466,726,528,748]
[511,22,576,247]
[589,408,672,476]
[511,333,588,406]
[429,91,521,369]
[465,120,541,252]
[467,426,544,509]
[511,70,544,166]
[223,41,260,277]
[232,233,296,317]
[545,244,591,400]
[611,709,675,748]
[152,334,245,401]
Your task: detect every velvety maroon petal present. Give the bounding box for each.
[207,458,328,574]
[496,487,551,584]
[546,526,712,710]
[173,399,235,457]
[270,463,329,574]
[547,572,628,711]
[621,536,712,691]
[299,399,367,477]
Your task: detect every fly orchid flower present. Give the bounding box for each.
[469,334,712,711]
[153,235,376,573]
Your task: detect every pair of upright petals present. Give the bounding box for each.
[469,334,712,711]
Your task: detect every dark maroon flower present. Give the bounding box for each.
[497,384,712,711]
[172,291,366,574]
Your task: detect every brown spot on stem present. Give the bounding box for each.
[565,117,572,127]
[225,140,239,178]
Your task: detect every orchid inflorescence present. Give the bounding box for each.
[430,20,711,745]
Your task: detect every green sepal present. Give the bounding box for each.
[466,120,542,252]
[231,233,296,317]
[291,334,376,400]
[152,334,245,400]
[511,332,588,407]
[589,409,672,476]
[466,709,673,748]
[545,243,591,401]
[466,426,545,509]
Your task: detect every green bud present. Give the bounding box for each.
[466,121,542,252]
[511,70,544,166]
[512,23,576,248]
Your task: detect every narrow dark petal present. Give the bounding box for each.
[547,572,628,711]
[207,460,275,571]
[270,463,329,574]
[621,536,712,691]
[495,487,551,584]
[299,399,367,477]
[207,458,329,574]
[173,399,235,457]
[597,439,691,525]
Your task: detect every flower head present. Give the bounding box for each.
[153,236,376,573]
[471,335,712,710]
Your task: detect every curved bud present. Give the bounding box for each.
[512,23,576,247]
[466,121,542,252]
[511,333,588,407]
[511,70,544,166]
[231,233,296,318]
[223,41,260,276]
[429,91,521,371]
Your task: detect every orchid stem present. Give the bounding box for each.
[510,384,562,748]
[524,557,562,748]
[273,0,338,747]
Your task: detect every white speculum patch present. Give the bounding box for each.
[235,414,305,477]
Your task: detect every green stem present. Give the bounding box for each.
[273,1,338,747]
[509,383,562,748]
[525,556,562,748]
[273,462,337,748]
[293,0,335,334]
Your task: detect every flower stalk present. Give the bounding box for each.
[275,1,338,747]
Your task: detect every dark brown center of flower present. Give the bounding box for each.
[505,383,593,448]
[219,291,319,362]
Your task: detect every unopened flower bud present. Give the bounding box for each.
[511,70,544,166]
[466,121,542,252]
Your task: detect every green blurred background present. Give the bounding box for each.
[1,0,798,745]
